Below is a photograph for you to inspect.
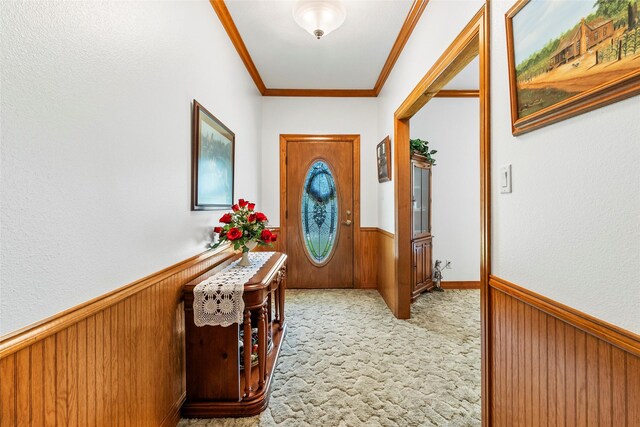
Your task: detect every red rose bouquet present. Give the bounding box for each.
[211,199,277,260]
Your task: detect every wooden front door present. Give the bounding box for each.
[283,135,357,288]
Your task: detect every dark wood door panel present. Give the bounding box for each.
[285,138,354,288]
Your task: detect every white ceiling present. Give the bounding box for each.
[225,0,414,89]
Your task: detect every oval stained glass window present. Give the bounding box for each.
[301,161,338,265]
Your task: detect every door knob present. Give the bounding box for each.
[346,210,351,216]
[342,219,352,226]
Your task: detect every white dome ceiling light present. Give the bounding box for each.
[293,0,347,40]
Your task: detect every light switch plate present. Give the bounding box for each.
[500,164,512,193]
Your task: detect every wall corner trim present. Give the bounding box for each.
[160,392,187,427]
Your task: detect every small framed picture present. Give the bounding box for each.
[191,100,235,210]
[377,136,392,183]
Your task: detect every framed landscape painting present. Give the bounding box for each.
[377,136,391,183]
[191,100,234,210]
[506,0,640,135]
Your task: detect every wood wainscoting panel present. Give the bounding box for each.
[0,246,237,426]
[489,276,640,426]
[359,228,380,289]
[377,228,396,311]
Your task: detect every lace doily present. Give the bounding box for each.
[193,252,274,327]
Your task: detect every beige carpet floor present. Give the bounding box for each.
[179,289,481,427]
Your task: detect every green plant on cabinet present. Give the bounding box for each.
[410,138,437,165]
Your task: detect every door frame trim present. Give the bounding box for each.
[391,5,491,425]
[279,134,362,288]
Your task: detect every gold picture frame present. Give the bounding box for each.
[191,100,235,210]
[506,0,640,135]
[377,136,392,183]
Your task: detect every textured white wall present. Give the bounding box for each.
[3,0,637,337]
[376,0,485,233]
[260,97,379,227]
[0,1,262,335]
[411,98,480,281]
[491,1,640,332]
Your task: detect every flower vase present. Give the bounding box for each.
[238,240,258,266]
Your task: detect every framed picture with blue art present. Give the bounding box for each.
[191,100,234,210]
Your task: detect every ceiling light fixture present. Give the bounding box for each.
[293,0,347,40]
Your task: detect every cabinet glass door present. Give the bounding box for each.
[412,162,430,237]
[421,167,430,233]
[413,164,422,236]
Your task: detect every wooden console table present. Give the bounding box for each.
[181,252,287,418]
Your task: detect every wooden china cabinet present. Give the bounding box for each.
[411,153,434,301]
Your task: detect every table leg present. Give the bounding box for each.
[278,271,286,331]
[274,287,279,324]
[258,305,267,389]
[268,290,274,341]
[243,309,252,398]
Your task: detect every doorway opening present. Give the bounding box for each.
[390,5,492,423]
[279,134,361,289]
[410,64,480,295]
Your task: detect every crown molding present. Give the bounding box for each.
[373,0,429,96]
[263,88,377,97]
[209,0,266,95]
[210,0,430,97]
